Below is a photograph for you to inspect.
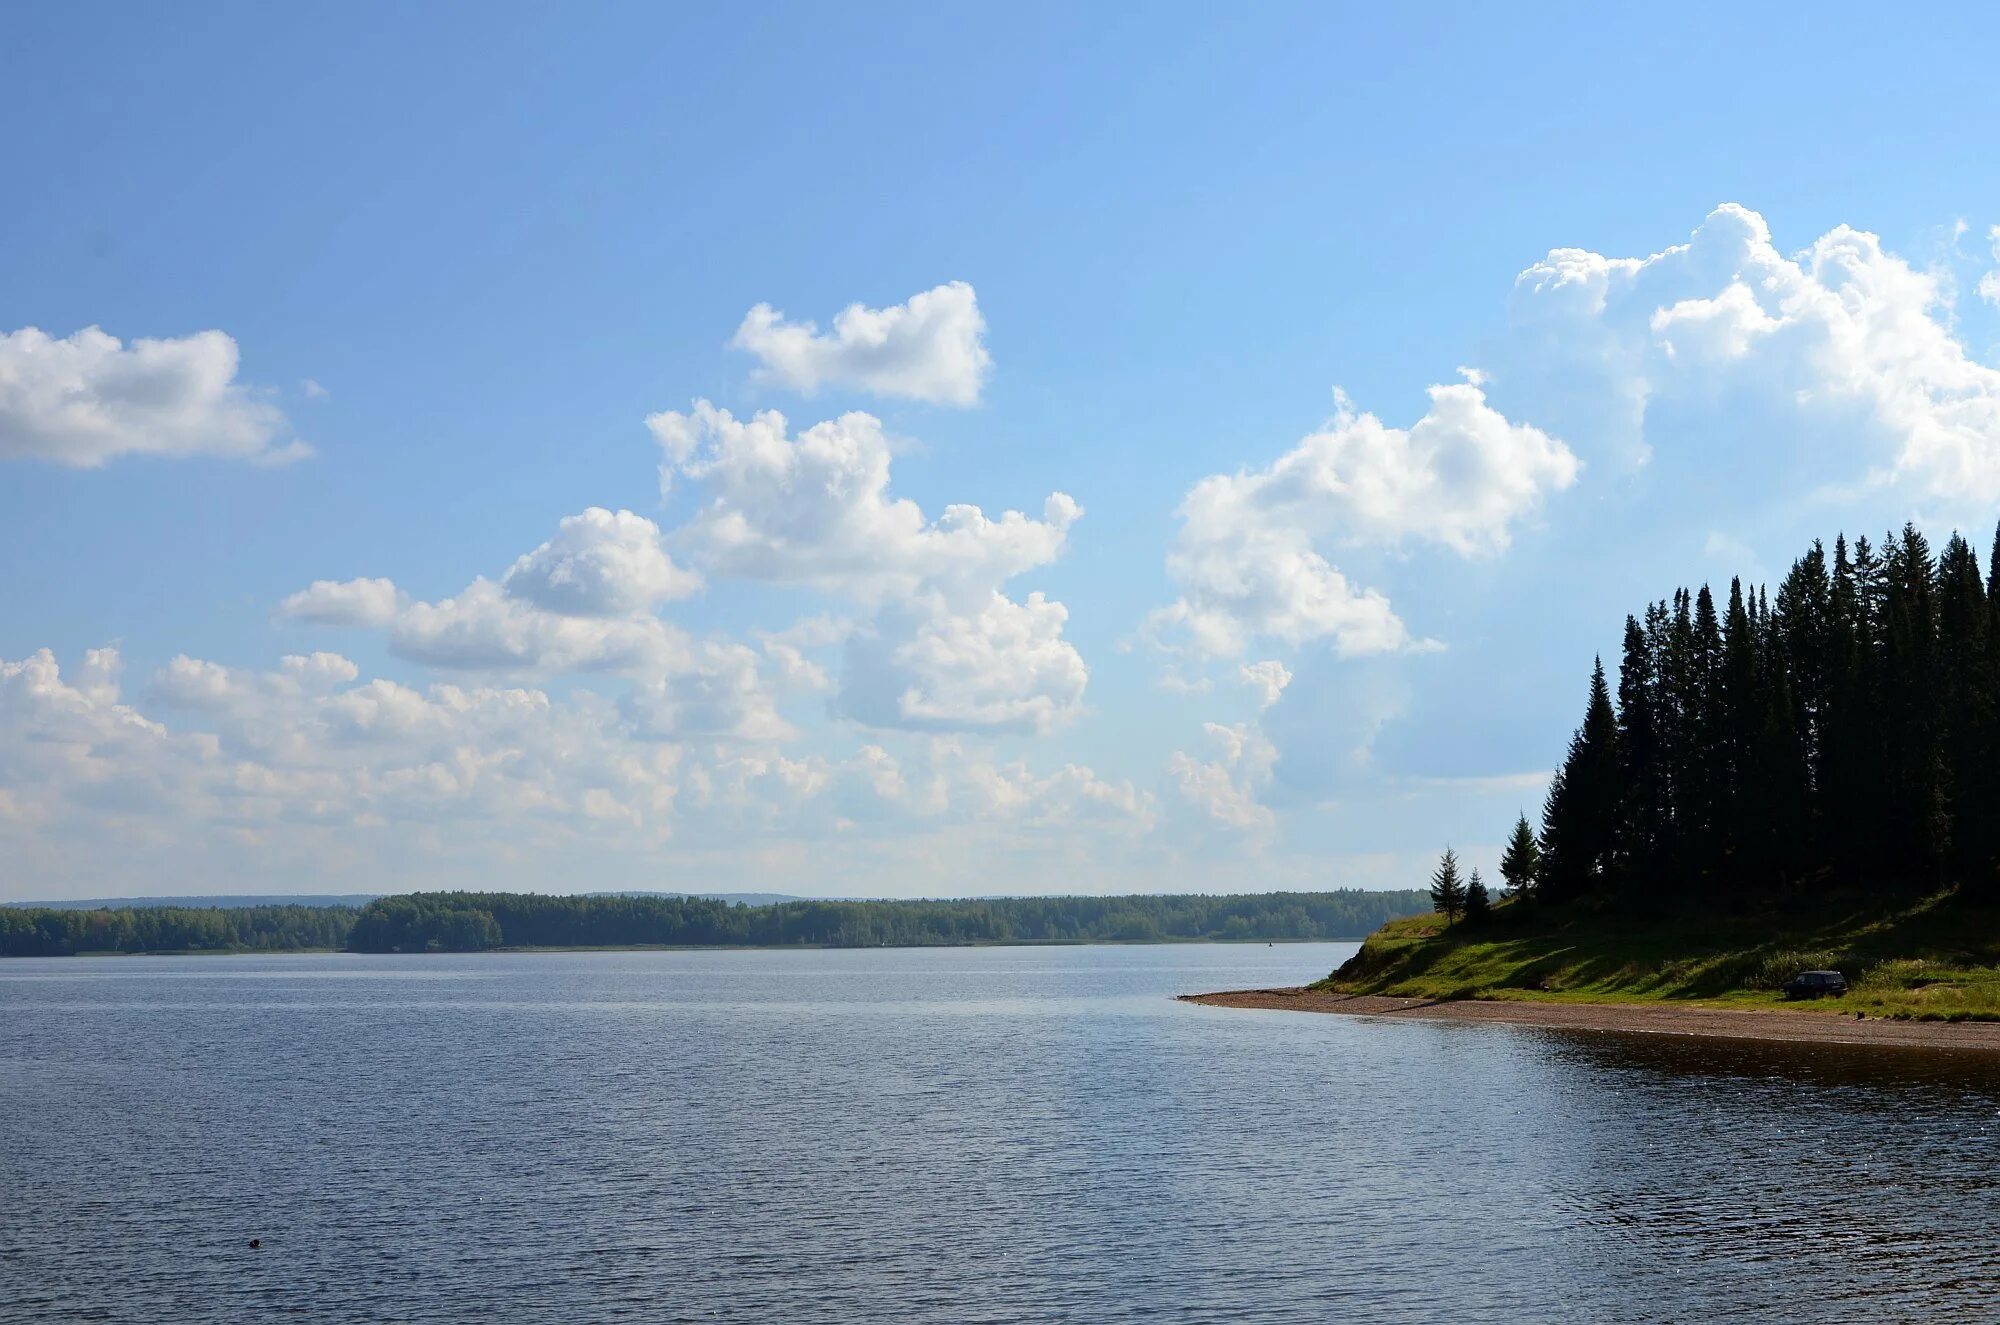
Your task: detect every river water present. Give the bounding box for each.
[3,943,1997,1323]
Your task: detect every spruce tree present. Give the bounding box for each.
[1935,533,1993,873]
[1882,525,1946,877]
[1542,658,1621,903]
[1464,869,1491,923]
[1615,614,1661,879]
[1429,847,1467,924]
[1499,813,1541,901]
[1720,578,1759,875]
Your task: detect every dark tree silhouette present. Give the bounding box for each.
[1483,521,2000,911]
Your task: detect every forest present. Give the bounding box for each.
[0,904,357,957]
[1508,523,2000,907]
[343,889,1430,952]
[0,889,1429,956]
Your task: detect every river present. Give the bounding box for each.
[3,942,1997,1322]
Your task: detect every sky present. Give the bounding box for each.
[6,3,2000,901]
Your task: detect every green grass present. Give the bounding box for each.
[1317,884,2000,1021]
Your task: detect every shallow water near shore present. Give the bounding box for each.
[4,942,1999,1323]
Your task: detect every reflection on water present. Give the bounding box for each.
[3,945,1996,1323]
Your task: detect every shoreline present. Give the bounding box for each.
[1180,986,2000,1053]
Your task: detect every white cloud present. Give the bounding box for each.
[0,645,1151,896]
[756,616,848,694]
[279,577,402,627]
[0,325,307,467]
[730,281,990,406]
[1980,225,2000,308]
[1246,377,1578,558]
[502,507,701,617]
[623,642,796,743]
[376,577,691,675]
[1509,202,2000,499]
[280,524,785,742]
[1149,376,1564,659]
[1238,660,1292,709]
[841,590,1088,734]
[1147,522,1413,660]
[650,400,1088,732]
[1166,721,1277,832]
[650,401,1078,602]
[828,737,1154,833]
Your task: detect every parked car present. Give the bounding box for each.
[1783,969,1848,1000]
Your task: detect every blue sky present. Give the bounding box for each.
[6,4,2000,899]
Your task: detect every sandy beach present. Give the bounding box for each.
[1180,987,2000,1053]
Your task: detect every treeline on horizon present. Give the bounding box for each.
[1508,522,2000,910]
[0,904,356,958]
[0,889,1430,957]
[344,889,1429,952]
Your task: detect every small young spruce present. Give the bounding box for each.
[1429,847,1467,925]
[1464,868,1491,923]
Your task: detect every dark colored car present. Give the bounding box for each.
[1783,970,1848,1000]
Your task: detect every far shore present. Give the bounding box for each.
[1181,986,2000,1053]
[14,936,1370,960]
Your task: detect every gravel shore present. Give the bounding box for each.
[1180,986,2000,1053]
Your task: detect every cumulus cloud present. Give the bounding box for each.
[280,517,785,742]
[501,507,701,617]
[829,738,1154,833]
[650,401,1078,602]
[1264,378,1578,557]
[623,642,796,743]
[279,577,402,627]
[730,281,990,406]
[1508,202,2000,499]
[288,400,1092,739]
[1238,660,1292,709]
[840,591,1089,734]
[0,325,307,467]
[651,400,1089,732]
[1166,721,1277,832]
[1149,377,1565,659]
[1980,225,2000,308]
[1147,522,1413,660]
[0,645,1151,895]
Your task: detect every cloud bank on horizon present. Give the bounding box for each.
[8,203,2000,899]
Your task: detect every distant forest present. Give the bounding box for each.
[0,889,1428,957]
[1511,523,2000,907]
[0,905,357,957]
[347,890,1429,952]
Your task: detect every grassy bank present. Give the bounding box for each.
[1318,885,2000,1021]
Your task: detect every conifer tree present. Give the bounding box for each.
[1429,847,1467,924]
[1499,813,1541,901]
[1484,520,2000,904]
[1615,614,1661,878]
[1935,532,1993,872]
[1542,659,1620,902]
[1719,578,1760,871]
[1463,869,1491,922]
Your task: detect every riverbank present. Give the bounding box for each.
[1322,887,2000,1021]
[1180,986,2000,1053]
